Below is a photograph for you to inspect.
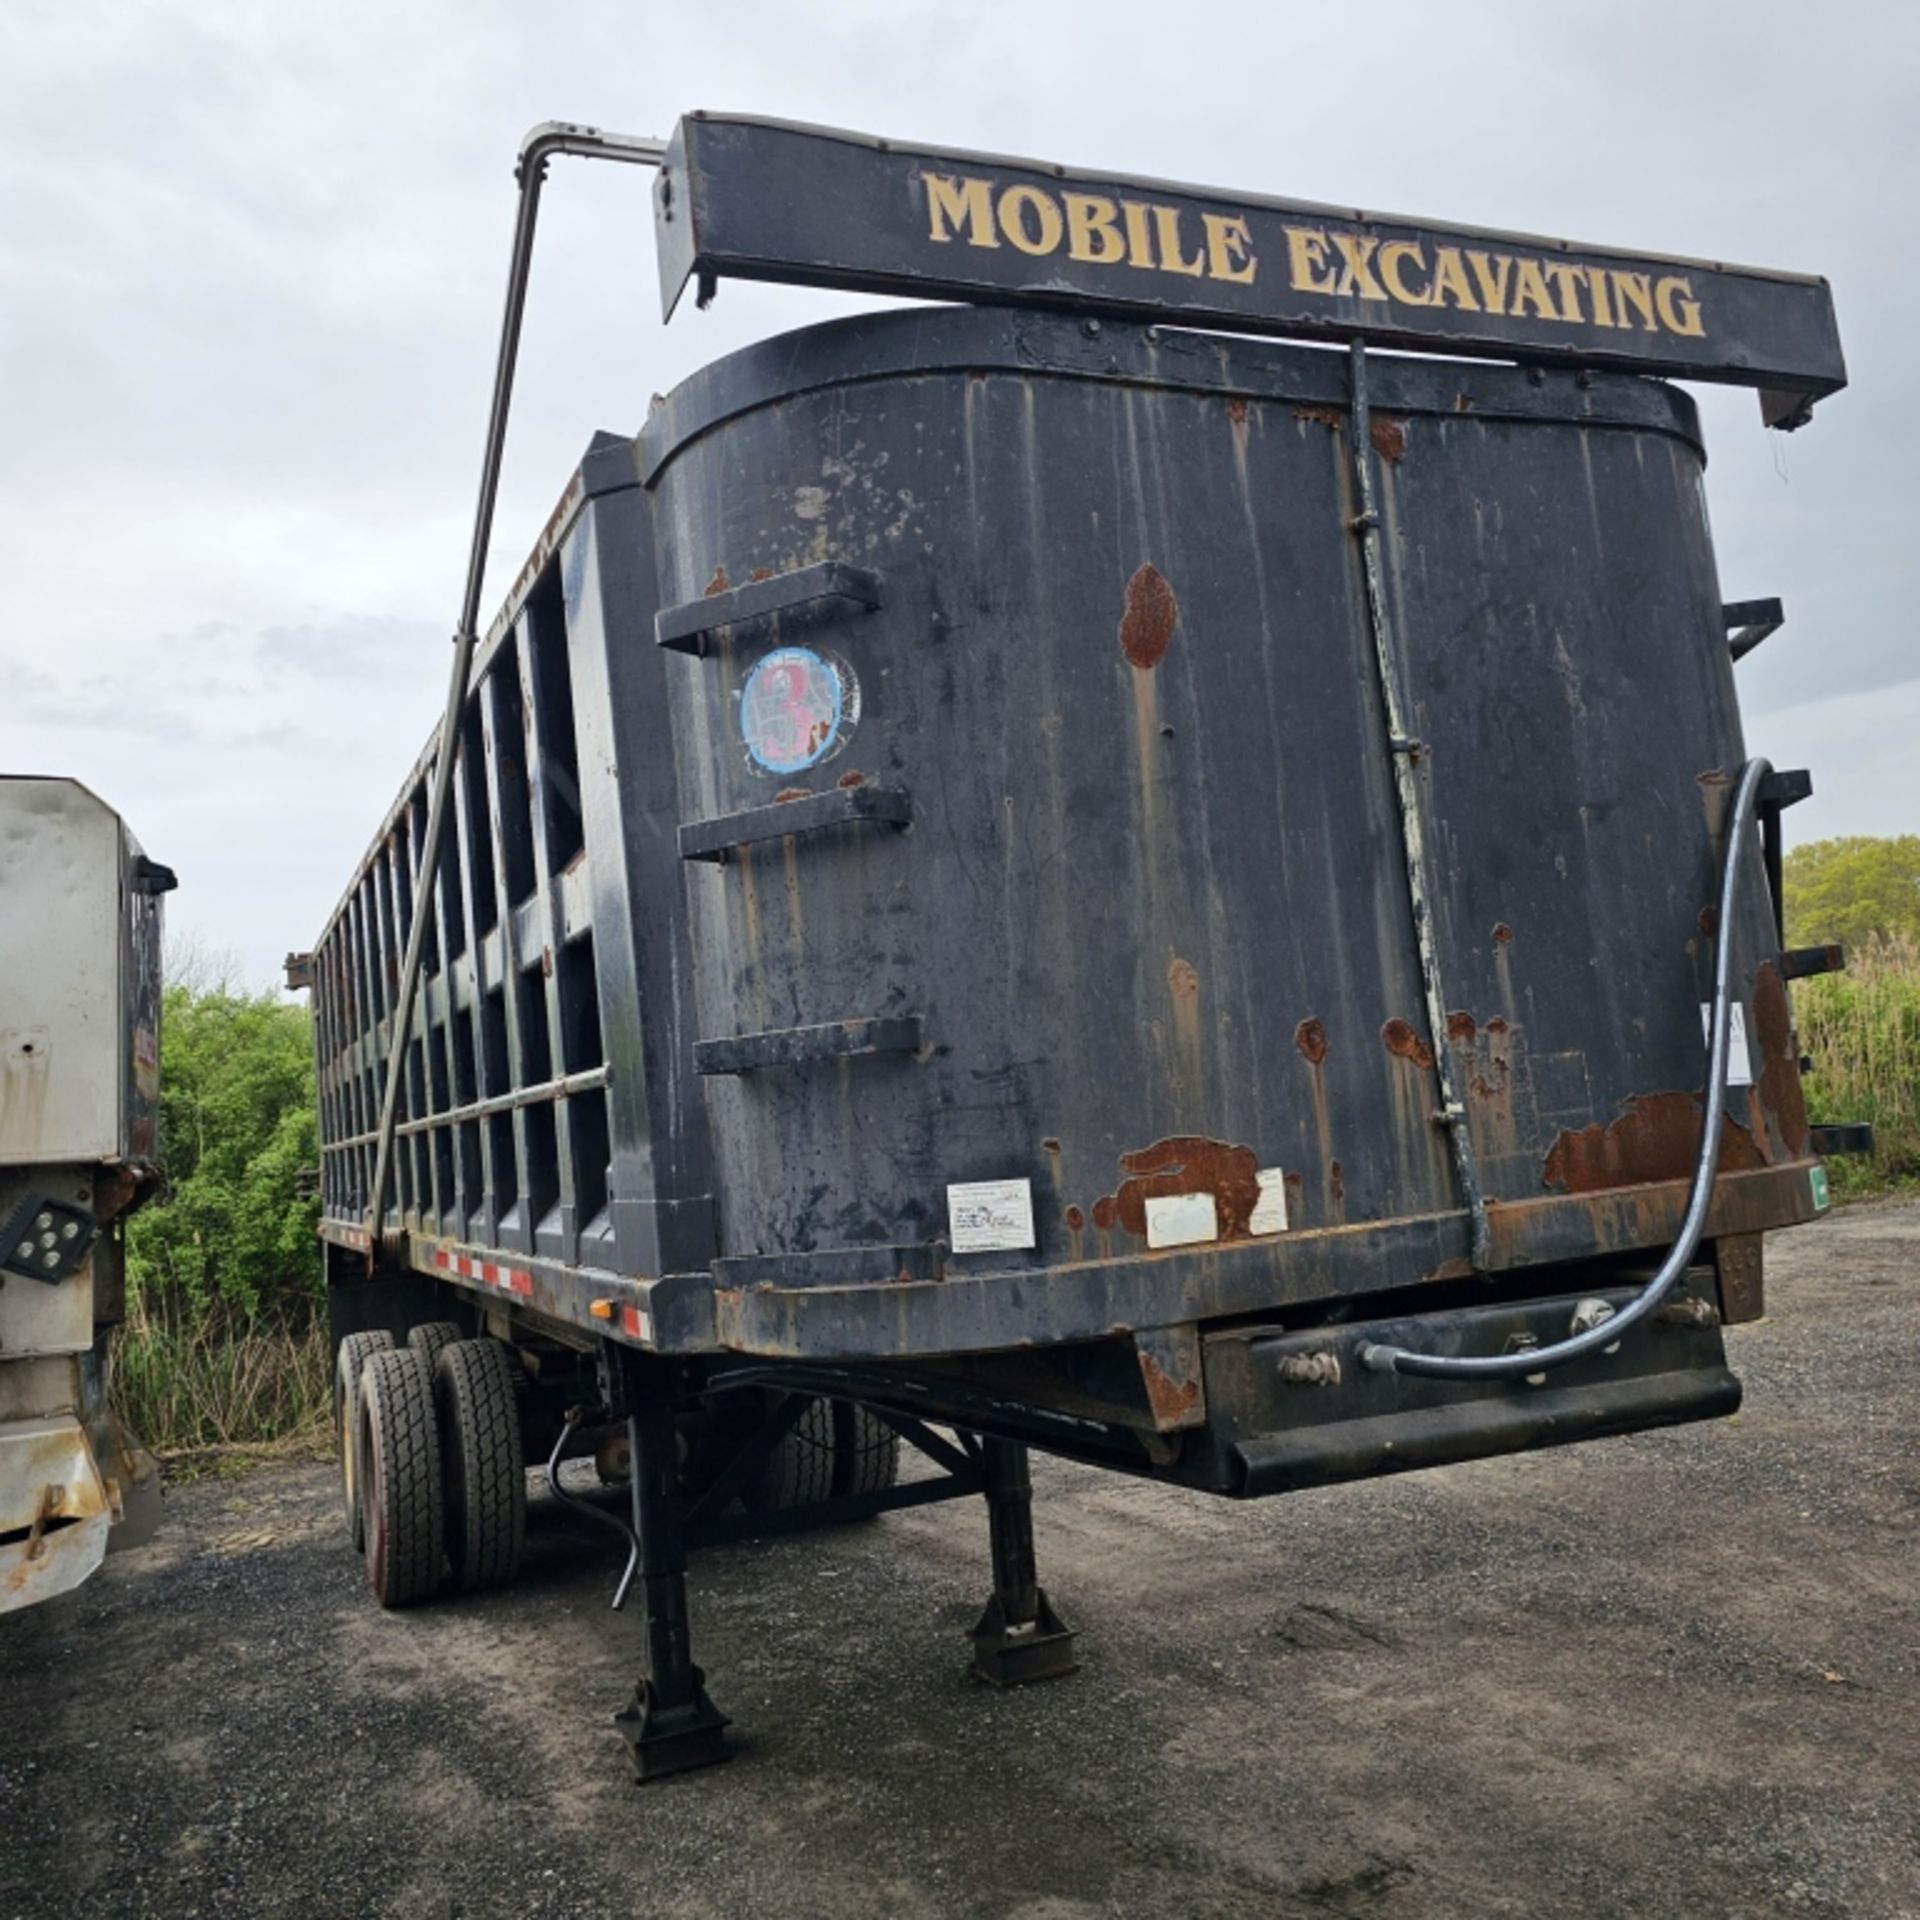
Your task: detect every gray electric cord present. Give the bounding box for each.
[1361,755,1771,1381]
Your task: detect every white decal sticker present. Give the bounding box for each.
[1249,1168,1289,1237]
[947,1178,1036,1254]
[1700,1002,1756,1087]
[1145,1191,1220,1250]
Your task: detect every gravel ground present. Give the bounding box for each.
[4,1202,1917,1919]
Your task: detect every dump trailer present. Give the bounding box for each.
[294,116,1867,1778]
[1,777,169,1611]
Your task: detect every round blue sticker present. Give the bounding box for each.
[739,646,847,774]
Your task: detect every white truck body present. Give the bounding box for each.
[0,777,167,1611]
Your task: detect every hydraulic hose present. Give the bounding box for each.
[544,1410,641,1610]
[1360,755,1771,1381]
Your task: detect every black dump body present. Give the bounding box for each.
[310,305,1823,1497]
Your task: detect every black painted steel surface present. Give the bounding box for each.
[309,308,1822,1432]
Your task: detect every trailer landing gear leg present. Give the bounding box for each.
[612,1358,731,1781]
[971,1437,1077,1686]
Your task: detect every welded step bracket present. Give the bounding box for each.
[678,783,912,863]
[656,560,884,656]
[1346,341,1492,1271]
[693,1014,923,1077]
[1724,597,1785,662]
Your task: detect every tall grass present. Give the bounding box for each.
[113,1290,331,1457]
[1796,930,1920,1196]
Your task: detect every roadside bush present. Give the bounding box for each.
[113,983,326,1454]
[125,986,321,1317]
[1796,932,1920,1196]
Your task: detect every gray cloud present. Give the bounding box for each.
[2,0,1913,987]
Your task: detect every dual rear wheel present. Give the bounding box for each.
[343,1334,525,1609]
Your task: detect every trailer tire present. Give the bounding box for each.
[407,1320,462,1371]
[744,1396,837,1512]
[358,1348,445,1608]
[335,1329,394,1551]
[433,1339,525,1593]
[835,1403,901,1500]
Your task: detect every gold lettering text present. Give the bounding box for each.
[1285,226,1336,294]
[1121,200,1156,268]
[1655,274,1705,336]
[1585,265,1617,327]
[1379,240,1431,306]
[1331,233,1387,300]
[1064,193,1127,265]
[1153,205,1205,276]
[1545,262,1588,324]
[998,184,1064,256]
[1509,258,1557,320]
[1429,247,1481,311]
[924,173,998,249]
[1611,270,1657,331]
[1202,212,1257,284]
[1466,251,1512,315]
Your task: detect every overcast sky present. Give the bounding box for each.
[3,2,1914,991]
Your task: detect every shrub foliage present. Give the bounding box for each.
[125,985,321,1317]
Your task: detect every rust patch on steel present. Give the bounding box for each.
[1382,1018,1435,1069]
[1137,1348,1202,1425]
[1369,416,1407,463]
[773,787,809,804]
[836,769,866,789]
[1168,957,1199,1001]
[1491,922,1514,946]
[1093,1136,1262,1243]
[704,565,730,597]
[1041,1137,1062,1155]
[1295,1017,1329,1065]
[1698,905,1719,937]
[1120,564,1178,671]
[1752,960,1810,1157]
[1226,397,1249,424]
[1329,1159,1345,1202]
[1543,1092,1767,1194]
[1293,404,1344,430]
[750,566,773,582]
[1446,1010,1477,1045]
[1064,1205,1085,1231]
[1485,1016,1509,1036]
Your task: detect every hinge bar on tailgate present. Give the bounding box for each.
[1346,341,1492,1271]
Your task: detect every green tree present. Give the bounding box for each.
[1782,836,1920,952]
[125,986,321,1317]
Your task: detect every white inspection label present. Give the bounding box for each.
[947,1178,1036,1254]
[1249,1168,1289,1236]
[1699,1002,1756,1087]
[1145,1190,1219,1250]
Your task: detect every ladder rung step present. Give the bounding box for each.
[679,785,911,863]
[694,1015,923,1077]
